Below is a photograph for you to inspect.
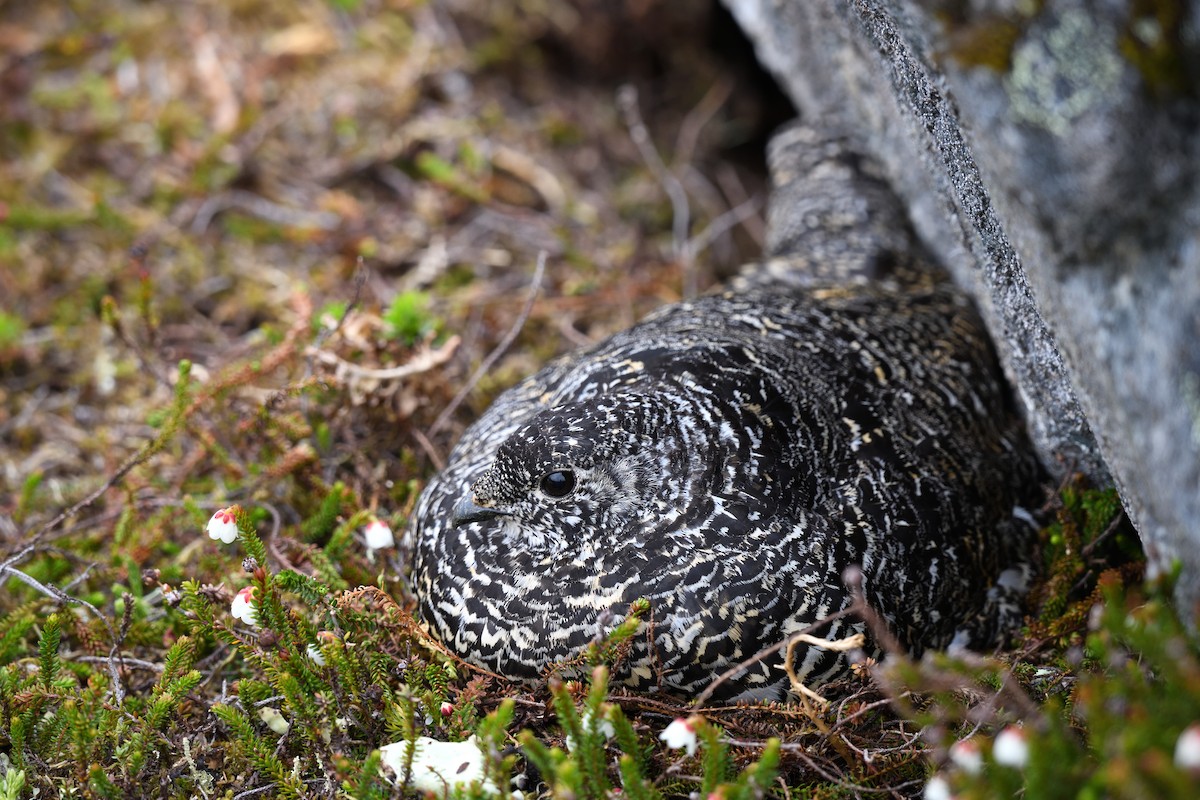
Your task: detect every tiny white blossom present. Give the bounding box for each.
[923,774,953,800]
[307,644,326,666]
[379,735,497,795]
[993,726,1029,768]
[659,717,699,757]
[1174,722,1200,771]
[565,708,616,751]
[948,739,983,775]
[594,711,616,740]
[259,707,290,735]
[230,586,257,626]
[364,519,395,551]
[206,507,239,544]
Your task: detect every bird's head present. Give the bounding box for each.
[452,393,684,545]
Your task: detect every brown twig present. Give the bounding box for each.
[410,428,446,473]
[674,79,733,168]
[1080,508,1127,560]
[27,439,169,545]
[715,163,767,246]
[617,85,693,291]
[426,251,547,440]
[687,194,763,261]
[0,555,127,703]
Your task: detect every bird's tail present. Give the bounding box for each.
[732,123,931,292]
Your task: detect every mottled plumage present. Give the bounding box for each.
[408,125,1041,699]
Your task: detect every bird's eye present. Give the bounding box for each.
[539,470,576,499]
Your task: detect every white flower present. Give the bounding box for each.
[364,519,395,551]
[992,726,1029,768]
[948,738,983,775]
[659,717,699,757]
[230,586,257,626]
[379,735,497,795]
[259,707,290,735]
[565,708,616,751]
[206,507,239,544]
[440,701,455,717]
[307,644,326,666]
[923,774,953,800]
[592,711,616,740]
[1174,722,1200,771]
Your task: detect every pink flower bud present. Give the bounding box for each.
[1175,722,1200,772]
[659,716,699,756]
[993,726,1029,768]
[949,738,983,775]
[363,519,395,551]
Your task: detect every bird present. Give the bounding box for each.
[407,124,1042,700]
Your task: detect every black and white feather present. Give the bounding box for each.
[408,125,1041,699]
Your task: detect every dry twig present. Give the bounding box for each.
[427,252,548,440]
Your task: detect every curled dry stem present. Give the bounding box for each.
[784,632,867,706]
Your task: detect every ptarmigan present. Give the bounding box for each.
[408,124,1041,700]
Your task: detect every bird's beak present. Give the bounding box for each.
[452,498,504,527]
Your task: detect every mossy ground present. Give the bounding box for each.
[1,1,1197,798]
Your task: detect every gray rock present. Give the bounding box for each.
[723,0,1200,612]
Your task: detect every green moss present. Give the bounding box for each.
[414,151,490,203]
[1120,0,1196,98]
[941,14,1028,72]
[382,290,439,345]
[0,228,16,259]
[3,205,91,231]
[433,263,479,292]
[221,213,286,243]
[0,311,25,348]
